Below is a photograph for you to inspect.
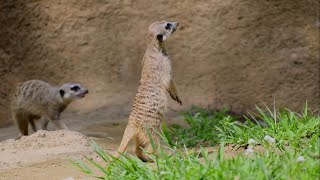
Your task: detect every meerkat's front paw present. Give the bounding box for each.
[15,135,23,140]
[176,96,182,105]
[169,93,182,105]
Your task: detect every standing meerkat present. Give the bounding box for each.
[11,80,89,139]
[116,21,182,161]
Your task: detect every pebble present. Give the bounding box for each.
[248,138,258,145]
[297,156,305,162]
[264,135,276,144]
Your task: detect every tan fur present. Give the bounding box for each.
[11,80,88,139]
[116,21,181,161]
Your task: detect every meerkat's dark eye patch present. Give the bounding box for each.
[59,89,65,97]
[157,34,163,41]
[71,86,80,91]
[165,23,172,30]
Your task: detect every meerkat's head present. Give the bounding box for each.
[58,82,89,101]
[148,21,179,43]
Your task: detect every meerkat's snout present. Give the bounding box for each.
[74,90,88,98]
[78,89,89,98]
[172,22,179,28]
[74,86,89,98]
[172,22,179,32]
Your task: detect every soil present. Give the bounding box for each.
[0,106,186,179]
[0,103,127,179]
[0,130,92,170]
[0,108,245,180]
[0,130,100,180]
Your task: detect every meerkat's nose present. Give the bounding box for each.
[84,89,89,94]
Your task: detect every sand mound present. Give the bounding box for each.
[0,130,93,170]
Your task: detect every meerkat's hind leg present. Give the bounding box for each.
[147,137,157,155]
[14,111,29,139]
[40,117,49,130]
[29,119,37,132]
[135,136,153,162]
[48,114,68,130]
[146,133,160,157]
[29,114,41,132]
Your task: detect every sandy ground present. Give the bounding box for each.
[0,130,96,180]
[0,104,129,180]
[0,130,93,170]
[0,105,261,180]
[0,105,186,180]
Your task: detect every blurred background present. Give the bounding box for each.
[0,0,319,128]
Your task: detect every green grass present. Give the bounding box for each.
[166,104,319,149]
[72,104,320,180]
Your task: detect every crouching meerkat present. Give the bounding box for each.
[11,80,88,139]
[115,21,182,161]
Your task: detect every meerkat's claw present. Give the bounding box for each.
[138,156,153,163]
[170,93,182,105]
[177,98,182,105]
[15,135,23,140]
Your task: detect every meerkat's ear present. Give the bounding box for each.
[157,34,167,41]
[59,89,65,97]
[156,34,163,41]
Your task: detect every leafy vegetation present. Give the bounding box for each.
[167,104,319,150]
[72,104,320,180]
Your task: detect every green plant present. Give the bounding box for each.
[165,107,236,147]
[73,137,319,180]
[72,104,320,180]
[168,103,320,151]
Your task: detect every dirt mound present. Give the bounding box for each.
[0,130,93,170]
[0,0,319,126]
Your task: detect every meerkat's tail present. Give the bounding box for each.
[115,125,135,158]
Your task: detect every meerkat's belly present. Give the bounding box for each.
[129,84,167,128]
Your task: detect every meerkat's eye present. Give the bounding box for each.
[71,86,80,91]
[165,23,172,30]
